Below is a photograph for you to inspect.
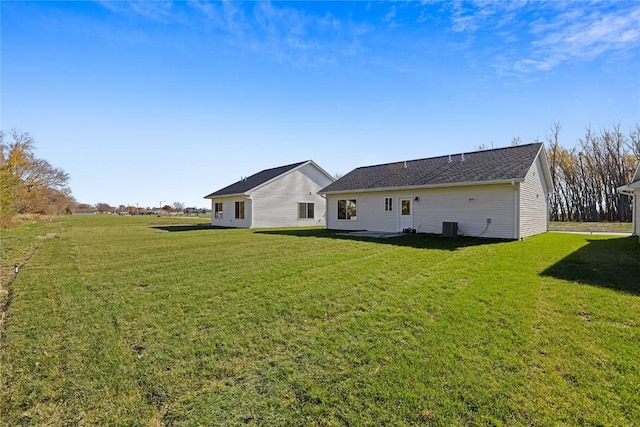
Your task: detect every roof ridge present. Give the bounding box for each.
[354,142,542,170]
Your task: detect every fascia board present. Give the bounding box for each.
[320,178,522,195]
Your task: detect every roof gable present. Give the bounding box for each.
[205,161,307,198]
[321,143,545,193]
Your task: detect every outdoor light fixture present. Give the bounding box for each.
[414,196,419,201]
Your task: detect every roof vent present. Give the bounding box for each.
[403,160,407,169]
[448,154,452,163]
[461,153,465,161]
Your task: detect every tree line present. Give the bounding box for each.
[546,122,639,222]
[2,126,639,227]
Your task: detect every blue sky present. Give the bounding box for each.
[3,1,639,209]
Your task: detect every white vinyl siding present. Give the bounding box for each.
[327,184,517,239]
[250,163,332,228]
[210,196,251,228]
[412,185,516,238]
[519,156,550,239]
[208,162,333,229]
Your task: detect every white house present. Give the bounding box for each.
[204,160,334,228]
[618,162,640,240]
[319,143,553,240]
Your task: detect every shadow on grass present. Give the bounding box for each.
[151,224,231,232]
[254,228,504,251]
[541,236,640,295]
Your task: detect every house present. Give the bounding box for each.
[618,162,640,240]
[204,160,335,228]
[319,143,553,240]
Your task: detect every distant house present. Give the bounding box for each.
[319,143,553,240]
[204,160,335,228]
[618,162,640,240]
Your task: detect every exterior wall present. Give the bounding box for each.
[635,190,639,237]
[210,195,252,228]
[326,183,518,239]
[249,163,333,228]
[519,155,550,239]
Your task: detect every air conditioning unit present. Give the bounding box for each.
[442,221,458,237]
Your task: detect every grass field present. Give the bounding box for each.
[1,215,639,426]
[549,221,633,233]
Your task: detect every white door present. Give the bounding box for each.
[398,198,412,231]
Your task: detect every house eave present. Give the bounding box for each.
[536,144,554,192]
[618,183,640,196]
[204,192,251,199]
[320,178,524,195]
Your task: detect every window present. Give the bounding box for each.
[384,197,393,212]
[235,201,245,219]
[401,199,411,215]
[298,202,315,219]
[214,202,223,219]
[338,199,357,220]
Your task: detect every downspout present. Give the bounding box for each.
[320,193,328,230]
[634,192,637,236]
[245,193,253,228]
[512,180,520,240]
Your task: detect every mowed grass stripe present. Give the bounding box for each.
[1,216,639,426]
[1,230,157,424]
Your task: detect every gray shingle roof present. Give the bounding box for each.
[205,161,307,198]
[320,143,543,193]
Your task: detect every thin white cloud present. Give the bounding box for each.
[99,1,180,24]
[516,6,640,72]
[441,1,640,75]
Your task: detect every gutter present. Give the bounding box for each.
[320,178,525,196]
[512,179,520,240]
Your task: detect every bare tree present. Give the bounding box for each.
[628,124,640,159]
[547,122,637,222]
[95,203,114,213]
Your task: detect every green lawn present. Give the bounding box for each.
[1,215,639,426]
[549,221,633,233]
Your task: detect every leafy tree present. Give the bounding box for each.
[0,130,72,225]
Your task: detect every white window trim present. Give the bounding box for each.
[384,197,393,212]
[298,201,315,220]
[337,199,357,221]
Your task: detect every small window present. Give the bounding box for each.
[235,201,245,219]
[401,199,411,215]
[384,197,393,212]
[298,202,315,219]
[338,199,357,220]
[214,202,223,219]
